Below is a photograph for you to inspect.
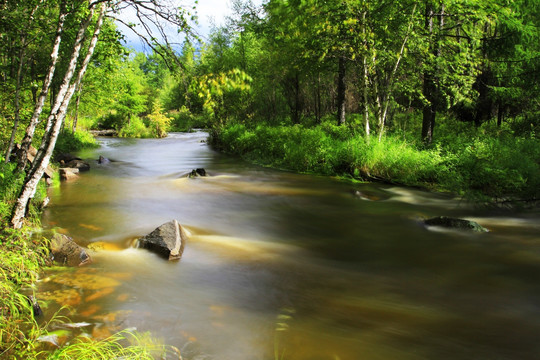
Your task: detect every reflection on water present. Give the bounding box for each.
[40,132,540,359]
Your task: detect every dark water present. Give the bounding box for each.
[40,132,540,359]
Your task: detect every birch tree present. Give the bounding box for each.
[10,0,194,228]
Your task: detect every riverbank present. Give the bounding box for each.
[0,163,163,359]
[210,121,540,206]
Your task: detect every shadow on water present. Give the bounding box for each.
[39,132,540,360]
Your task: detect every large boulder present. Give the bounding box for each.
[50,233,92,266]
[138,220,187,260]
[14,144,55,179]
[424,216,488,233]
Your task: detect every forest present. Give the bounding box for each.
[1,0,540,358]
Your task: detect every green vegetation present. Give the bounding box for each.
[0,0,539,356]
[211,119,540,204]
[55,130,99,156]
[0,1,194,356]
[182,0,539,205]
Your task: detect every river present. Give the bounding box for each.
[39,132,540,359]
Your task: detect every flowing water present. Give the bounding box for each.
[39,132,540,359]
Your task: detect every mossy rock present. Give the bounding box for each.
[424,216,488,233]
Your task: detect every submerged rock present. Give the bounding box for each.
[424,216,488,233]
[50,233,92,266]
[138,220,187,260]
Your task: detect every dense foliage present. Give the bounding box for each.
[171,0,538,204]
[0,0,538,357]
[0,0,192,357]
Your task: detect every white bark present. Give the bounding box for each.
[378,3,418,142]
[11,4,107,229]
[17,2,68,171]
[362,10,370,138]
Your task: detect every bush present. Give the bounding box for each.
[118,116,153,138]
[55,130,98,156]
[168,106,209,132]
[0,163,23,224]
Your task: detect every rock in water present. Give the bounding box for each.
[50,233,92,266]
[97,156,110,164]
[65,159,90,171]
[188,168,207,178]
[59,168,79,181]
[138,220,187,260]
[424,216,488,233]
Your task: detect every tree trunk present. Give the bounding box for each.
[378,2,417,142]
[5,1,44,163]
[5,46,26,163]
[26,7,96,175]
[11,3,106,229]
[16,1,68,172]
[72,83,82,132]
[336,55,346,126]
[421,1,436,144]
[363,55,370,138]
[293,72,301,124]
[362,10,370,138]
[497,100,503,127]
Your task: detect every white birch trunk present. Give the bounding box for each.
[16,2,68,171]
[378,3,418,142]
[11,4,107,229]
[362,10,370,139]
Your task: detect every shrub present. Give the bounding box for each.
[168,106,209,132]
[55,130,98,156]
[0,163,23,225]
[118,116,152,138]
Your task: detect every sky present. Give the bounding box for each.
[117,0,263,52]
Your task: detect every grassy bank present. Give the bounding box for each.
[210,120,540,205]
[0,160,164,358]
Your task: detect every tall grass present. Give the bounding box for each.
[211,120,540,203]
[43,330,171,360]
[0,226,50,358]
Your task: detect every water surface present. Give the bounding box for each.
[41,132,540,359]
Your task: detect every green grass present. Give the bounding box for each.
[210,119,540,204]
[0,226,50,358]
